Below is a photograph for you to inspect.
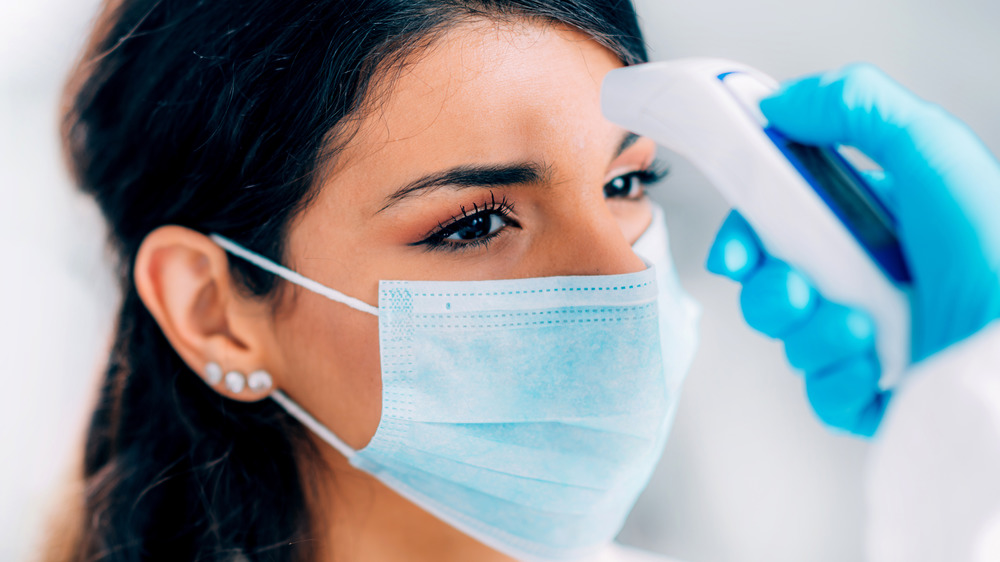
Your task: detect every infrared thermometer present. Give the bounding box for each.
[602,58,912,389]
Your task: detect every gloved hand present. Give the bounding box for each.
[706,64,1000,437]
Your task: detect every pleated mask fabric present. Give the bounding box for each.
[209,202,700,562]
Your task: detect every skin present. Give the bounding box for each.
[134,19,661,562]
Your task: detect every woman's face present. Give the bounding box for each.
[269,20,661,448]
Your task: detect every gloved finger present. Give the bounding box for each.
[782,300,876,374]
[759,64,988,182]
[761,63,1000,358]
[738,260,817,338]
[760,64,1000,231]
[858,168,898,215]
[804,354,889,437]
[706,210,764,282]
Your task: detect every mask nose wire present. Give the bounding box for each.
[209,234,380,317]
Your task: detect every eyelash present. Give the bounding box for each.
[417,161,670,252]
[605,164,670,200]
[415,192,519,252]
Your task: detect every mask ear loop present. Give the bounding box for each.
[209,234,379,317]
[270,389,358,459]
[208,233,367,459]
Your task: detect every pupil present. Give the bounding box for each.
[458,214,490,240]
[607,176,629,197]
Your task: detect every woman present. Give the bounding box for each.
[49,1,698,560]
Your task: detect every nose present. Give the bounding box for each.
[537,199,647,277]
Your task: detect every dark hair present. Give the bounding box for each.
[55,1,648,560]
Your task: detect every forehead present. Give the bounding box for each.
[331,20,625,188]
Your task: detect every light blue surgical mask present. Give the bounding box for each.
[210,202,699,562]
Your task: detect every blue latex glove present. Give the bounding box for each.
[707,64,1000,437]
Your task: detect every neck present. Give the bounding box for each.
[305,440,517,562]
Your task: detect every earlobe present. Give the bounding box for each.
[134,226,277,402]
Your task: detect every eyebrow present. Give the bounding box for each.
[615,132,640,158]
[375,132,641,214]
[376,162,550,214]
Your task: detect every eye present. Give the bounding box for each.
[415,193,520,252]
[604,173,644,199]
[604,164,670,200]
[443,211,508,242]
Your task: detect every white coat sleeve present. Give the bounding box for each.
[866,320,1000,562]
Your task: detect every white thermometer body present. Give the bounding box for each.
[602,58,911,389]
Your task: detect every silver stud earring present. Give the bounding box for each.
[247,370,273,394]
[205,362,223,386]
[224,371,246,393]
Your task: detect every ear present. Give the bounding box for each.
[134,226,277,402]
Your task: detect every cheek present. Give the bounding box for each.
[608,198,653,245]
[274,291,383,449]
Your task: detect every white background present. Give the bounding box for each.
[1,1,998,561]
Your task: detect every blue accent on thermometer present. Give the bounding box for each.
[716,73,912,284]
